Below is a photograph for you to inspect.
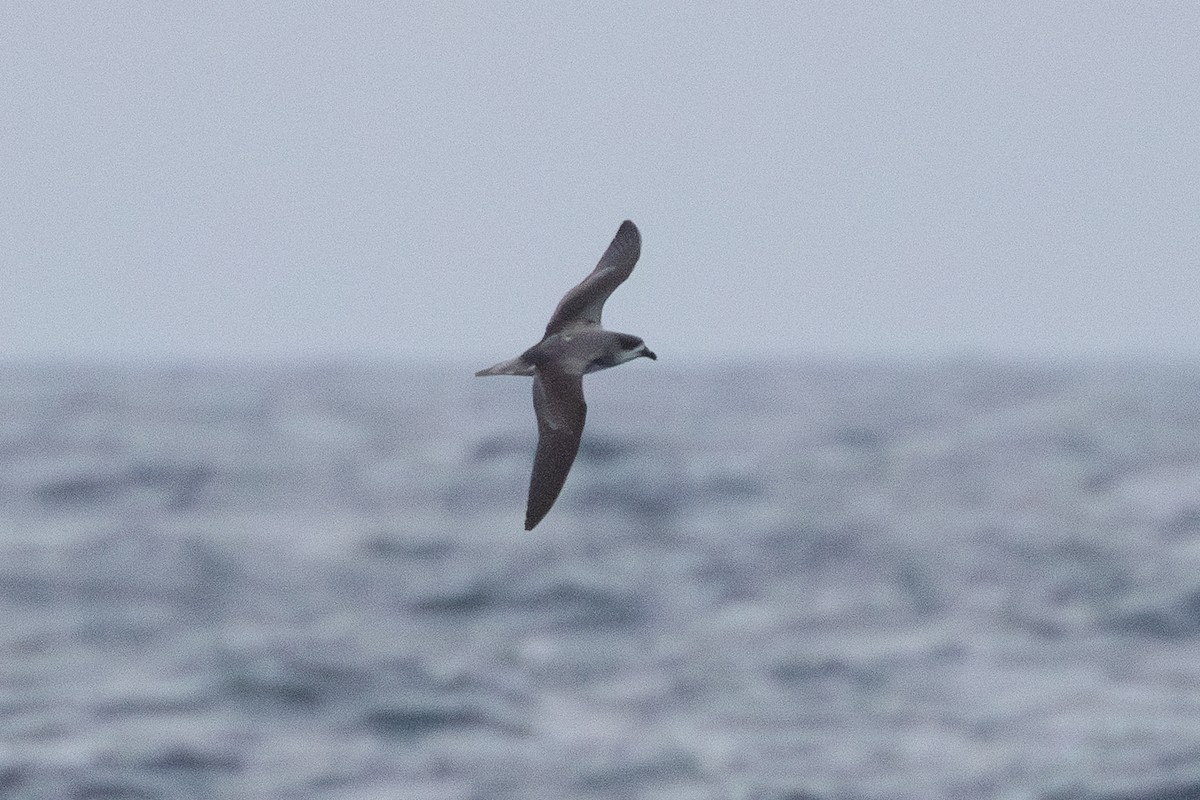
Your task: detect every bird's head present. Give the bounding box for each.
[617,333,657,363]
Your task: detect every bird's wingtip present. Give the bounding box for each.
[615,219,641,250]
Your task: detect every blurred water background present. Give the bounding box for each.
[2,359,1200,800]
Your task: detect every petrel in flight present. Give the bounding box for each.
[476,220,656,530]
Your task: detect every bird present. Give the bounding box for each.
[475,220,656,530]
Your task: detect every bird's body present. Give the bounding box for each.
[475,220,656,530]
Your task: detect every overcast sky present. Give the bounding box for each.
[4,3,1198,363]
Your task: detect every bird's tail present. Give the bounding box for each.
[475,357,535,377]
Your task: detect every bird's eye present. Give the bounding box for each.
[620,335,642,350]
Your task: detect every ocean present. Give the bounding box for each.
[2,359,1199,800]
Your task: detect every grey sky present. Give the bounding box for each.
[4,3,1198,362]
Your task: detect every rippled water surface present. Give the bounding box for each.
[3,360,1200,799]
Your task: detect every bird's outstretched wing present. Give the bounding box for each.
[544,220,641,336]
[525,368,587,530]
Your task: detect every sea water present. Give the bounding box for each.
[2,359,1199,800]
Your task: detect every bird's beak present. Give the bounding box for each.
[644,348,657,360]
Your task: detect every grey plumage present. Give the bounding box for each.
[475,220,656,530]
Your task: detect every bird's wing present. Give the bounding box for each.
[544,220,641,336]
[525,368,587,530]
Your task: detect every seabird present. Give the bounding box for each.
[475,220,656,530]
